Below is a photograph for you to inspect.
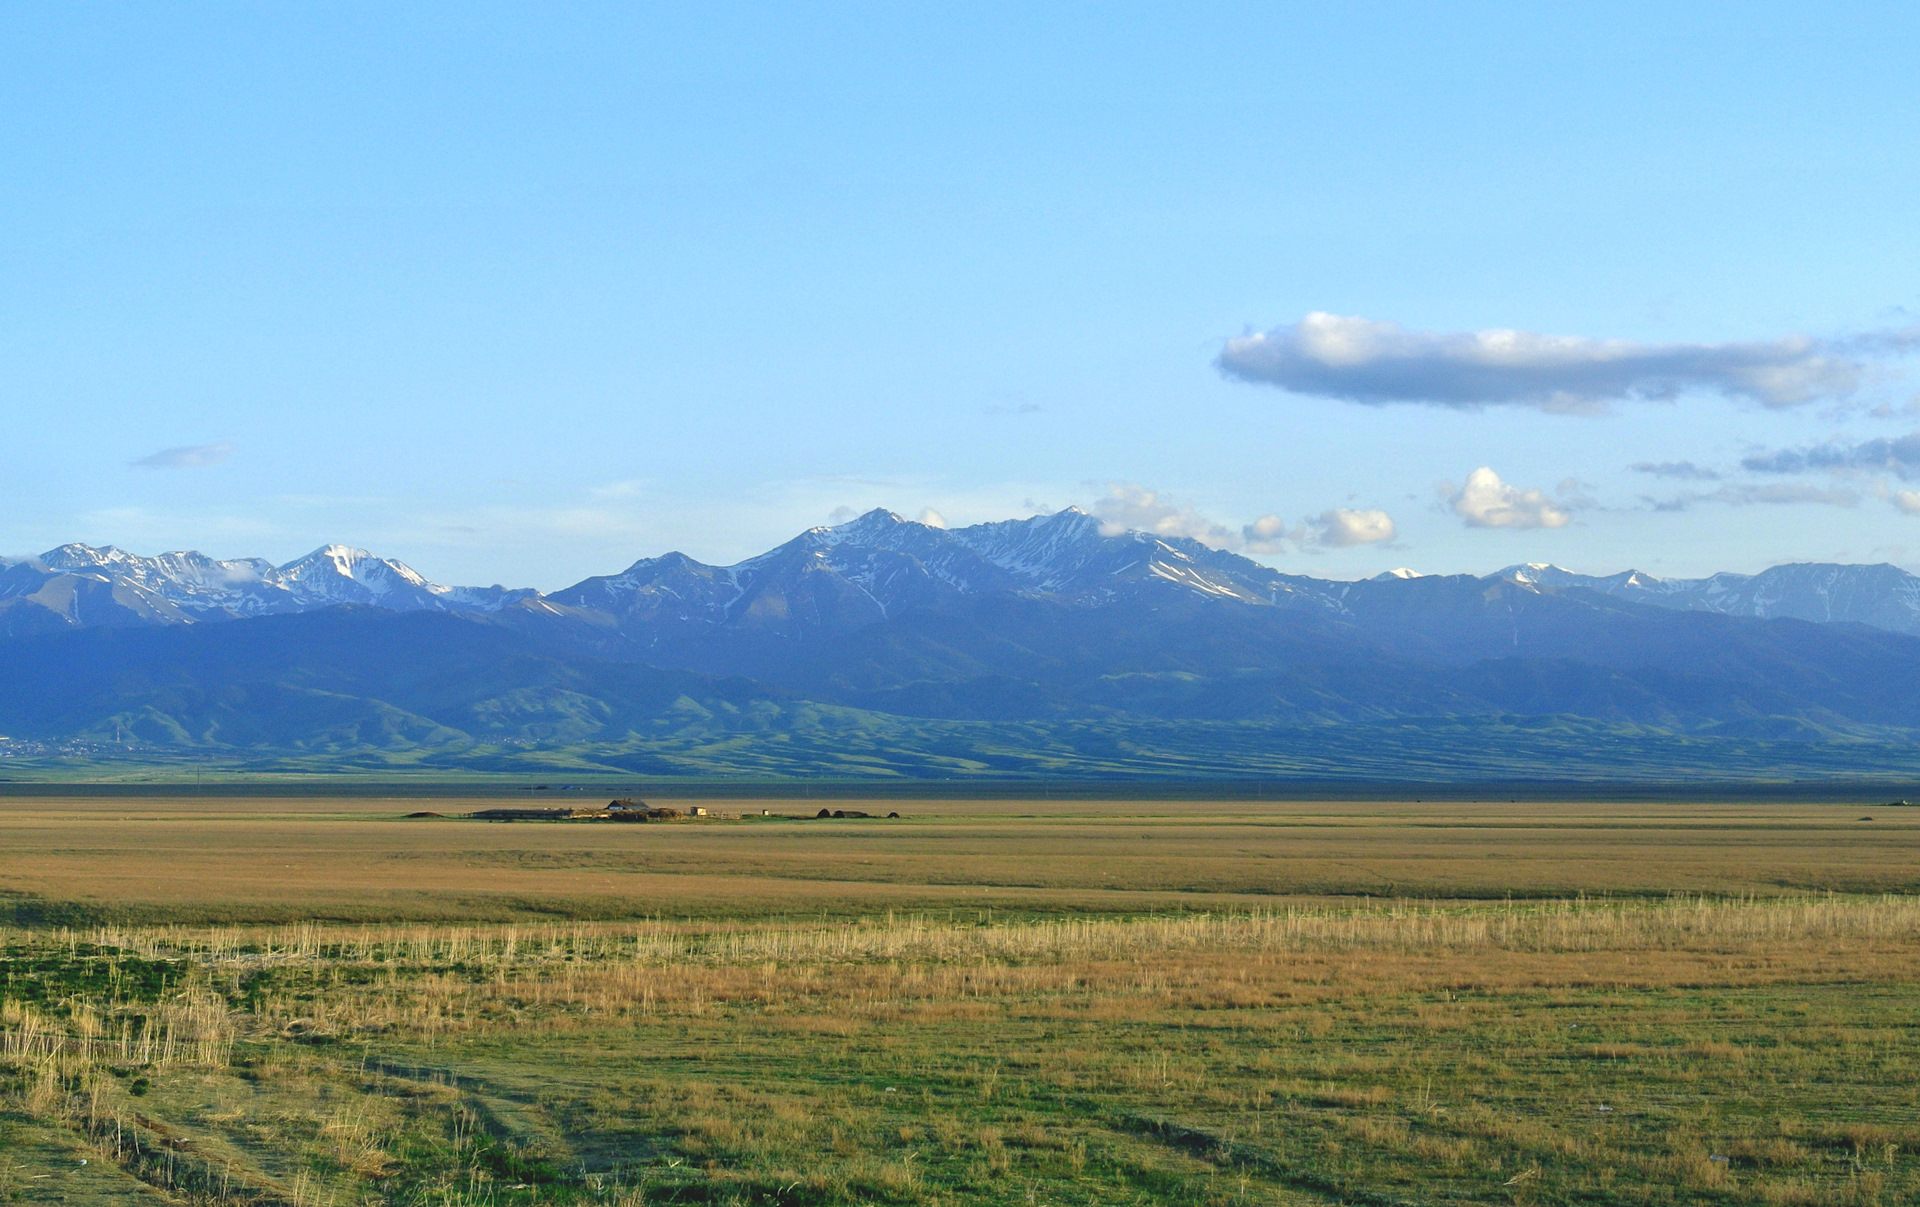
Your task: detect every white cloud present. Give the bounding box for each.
[1219,312,1877,411]
[1241,514,1290,554]
[1313,508,1396,547]
[1241,508,1395,553]
[917,508,948,529]
[1092,483,1237,548]
[1447,467,1571,529]
[130,442,235,469]
[1894,491,1920,515]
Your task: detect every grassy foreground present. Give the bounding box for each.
[7,897,1920,1206]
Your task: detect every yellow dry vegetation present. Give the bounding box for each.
[1,793,1916,921]
[4,792,1920,1205]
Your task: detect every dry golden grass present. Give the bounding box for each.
[7,792,1920,1205]
[4,793,1919,923]
[11,895,1920,1204]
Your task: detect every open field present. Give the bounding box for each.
[5,792,1920,1205]
[3,793,1920,923]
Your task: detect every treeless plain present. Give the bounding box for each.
[2,792,1916,923]
[8,791,1920,1205]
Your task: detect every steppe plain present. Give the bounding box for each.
[4,790,1920,1205]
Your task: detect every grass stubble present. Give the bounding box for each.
[2,795,1919,1205]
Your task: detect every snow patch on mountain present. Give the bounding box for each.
[1494,562,1920,634]
[3,542,534,624]
[13,516,1920,641]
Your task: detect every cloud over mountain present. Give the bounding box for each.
[1092,483,1237,548]
[1218,313,1870,411]
[1314,508,1396,546]
[1241,508,1395,553]
[1448,467,1571,529]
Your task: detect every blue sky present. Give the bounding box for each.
[5,2,1918,588]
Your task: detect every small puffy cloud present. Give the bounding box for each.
[1893,491,1920,515]
[1086,484,1392,554]
[1310,508,1396,547]
[1742,431,1920,480]
[1242,508,1395,553]
[828,505,859,523]
[1092,483,1237,548]
[917,508,948,529]
[1447,467,1571,529]
[1241,514,1290,554]
[1631,460,1721,481]
[131,442,234,469]
[1218,312,1872,411]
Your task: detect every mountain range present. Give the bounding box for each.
[6,510,1920,781]
[8,510,1920,638]
[0,543,532,634]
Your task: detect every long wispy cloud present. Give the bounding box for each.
[1218,313,1910,412]
[1741,431,1920,480]
[131,442,235,469]
[1645,483,1862,512]
[1717,483,1860,507]
[1630,460,1721,481]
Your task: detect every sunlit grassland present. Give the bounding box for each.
[5,794,1920,1204]
[4,795,1919,926]
[7,897,1920,1205]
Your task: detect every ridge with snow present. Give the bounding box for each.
[7,512,1920,640]
[0,542,533,635]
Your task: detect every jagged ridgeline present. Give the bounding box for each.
[6,509,1920,779]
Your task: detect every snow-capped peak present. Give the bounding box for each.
[812,508,910,546]
[8,540,534,621]
[23,521,1920,641]
[1498,563,1570,584]
[39,542,130,571]
[276,545,435,598]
